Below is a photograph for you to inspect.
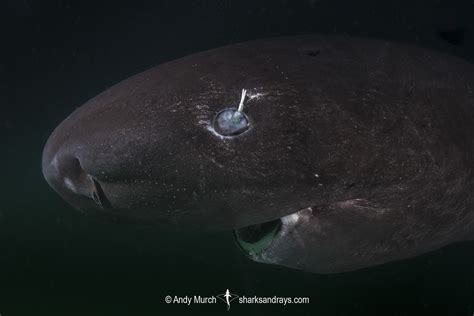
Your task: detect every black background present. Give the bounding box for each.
[3,0,474,315]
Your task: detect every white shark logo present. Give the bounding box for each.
[216,289,239,311]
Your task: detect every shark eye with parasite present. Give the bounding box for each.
[212,88,251,137]
[213,108,250,136]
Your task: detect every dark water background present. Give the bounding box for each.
[3,0,474,315]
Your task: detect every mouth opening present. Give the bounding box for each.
[234,218,282,255]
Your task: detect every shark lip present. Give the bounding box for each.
[233,218,282,256]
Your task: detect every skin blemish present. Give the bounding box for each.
[64,177,77,193]
[51,155,59,171]
[247,90,268,101]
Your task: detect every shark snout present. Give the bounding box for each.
[42,136,111,212]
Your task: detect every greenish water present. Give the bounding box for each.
[4,0,474,314]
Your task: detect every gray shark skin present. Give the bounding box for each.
[42,35,474,274]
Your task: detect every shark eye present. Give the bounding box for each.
[213,108,250,136]
[234,219,281,255]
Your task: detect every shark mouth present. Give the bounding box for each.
[233,218,282,256]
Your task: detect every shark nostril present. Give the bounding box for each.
[91,178,111,209]
[92,191,100,205]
